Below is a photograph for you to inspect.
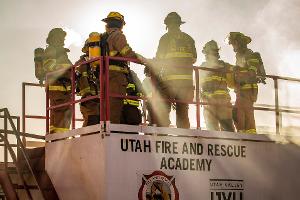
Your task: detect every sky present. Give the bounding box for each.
[1,0,300,135]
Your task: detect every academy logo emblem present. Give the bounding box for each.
[138,170,179,200]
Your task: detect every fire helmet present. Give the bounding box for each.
[46,28,66,45]
[226,32,252,45]
[202,40,220,54]
[102,12,126,25]
[164,12,185,25]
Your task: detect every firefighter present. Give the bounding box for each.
[120,69,143,125]
[200,40,235,132]
[101,11,145,124]
[155,12,197,128]
[75,38,100,127]
[43,28,72,134]
[226,32,266,134]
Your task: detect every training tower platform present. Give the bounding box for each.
[45,124,300,200]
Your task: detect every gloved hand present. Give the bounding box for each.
[257,76,266,84]
[144,66,151,77]
[39,79,44,85]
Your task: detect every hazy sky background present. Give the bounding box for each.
[1,0,300,135]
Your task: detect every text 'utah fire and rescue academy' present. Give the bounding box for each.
[121,139,246,171]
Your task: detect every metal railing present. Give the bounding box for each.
[22,82,84,138]
[0,108,45,199]
[34,55,300,135]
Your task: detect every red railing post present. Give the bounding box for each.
[105,56,110,131]
[71,66,76,129]
[142,97,147,125]
[195,68,201,129]
[45,80,50,134]
[99,56,104,123]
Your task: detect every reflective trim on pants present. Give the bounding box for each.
[124,99,140,107]
[49,85,71,92]
[244,129,256,134]
[50,126,69,133]
[79,87,91,96]
[109,65,129,73]
[241,84,258,90]
[202,90,229,98]
[162,75,193,81]
[202,75,226,82]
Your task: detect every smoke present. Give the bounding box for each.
[247,0,300,129]
[252,0,300,76]
[63,27,83,48]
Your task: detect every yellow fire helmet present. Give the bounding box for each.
[225,32,252,45]
[102,12,126,25]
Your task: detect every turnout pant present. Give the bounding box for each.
[80,99,100,127]
[49,90,71,133]
[120,105,142,125]
[203,97,235,132]
[156,81,194,129]
[109,71,127,124]
[234,89,257,134]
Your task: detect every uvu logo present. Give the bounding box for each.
[210,179,244,200]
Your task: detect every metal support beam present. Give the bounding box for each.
[195,68,201,129]
[274,78,280,135]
